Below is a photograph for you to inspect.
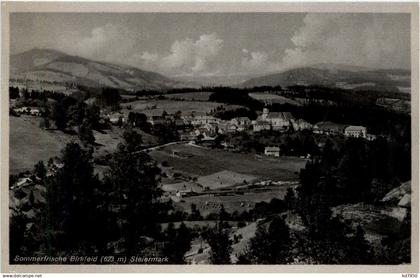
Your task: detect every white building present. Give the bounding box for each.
[290,118,313,131]
[230,117,251,127]
[191,115,218,126]
[253,120,271,132]
[344,125,367,138]
[260,108,293,130]
[264,146,280,157]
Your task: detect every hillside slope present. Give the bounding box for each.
[241,64,410,93]
[10,48,182,91]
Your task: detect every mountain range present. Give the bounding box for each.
[241,64,410,93]
[10,48,183,91]
[10,48,411,93]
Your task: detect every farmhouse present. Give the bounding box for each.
[366,134,377,141]
[175,119,186,128]
[230,117,251,126]
[290,118,313,131]
[148,116,166,126]
[191,115,219,126]
[107,112,126,124]
[313,121,346,135]
[13,106,41,116]
[253,120,271,132]
[345,125,367,138]
[264,146,280,157]
[180,132,196,141]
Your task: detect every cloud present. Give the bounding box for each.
[240,50,281,74]
[138,33,223,75]
[57,23,136,64]
[281,14,410,70]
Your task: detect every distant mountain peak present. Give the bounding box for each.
[241,64,410,93]
[10,48,184,91]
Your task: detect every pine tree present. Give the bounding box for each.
[163,222,193,263]
[241,216,292,264]
[104,133,162,255]
[204,222,232,264]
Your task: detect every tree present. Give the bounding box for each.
[97,88,121,108]
[86,104,101,130]
[284,188,296,211]
[67,102,86,127]
[39,118,46,129]
[44,118,51,129]
[188,203,203,221]
[52,102,67,130]
[128,112,150,132]
[9,86,20,99]
[203,222,232,264]
[104,134,162,255]
[347,225,374,264]
[163,222,193,263]
[241,216,292,264]
[153,123,179,144]
[44,143,105,255]
[78,119,95,146]
[122,129,144,153]
[9,213,26,259]
[34,161,46,180]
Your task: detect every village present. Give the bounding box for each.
[10,92,378,212]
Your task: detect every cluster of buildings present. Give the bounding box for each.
[106,108,375,144]
[12,106,42,116]
[253,108,312,132]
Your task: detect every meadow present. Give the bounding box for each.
[10,116,76,174]
[121,99,242,116]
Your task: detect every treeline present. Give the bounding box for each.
[134,85,285,97]
[10,86,126,146]
[210,106,258,121]
[270,101,410,136]
[213,130,319,156]
[292,136,411,264]
[10,131,193,263]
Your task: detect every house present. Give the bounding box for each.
[366,134,377,141]
[181,115,194,125]
[227,124,238,133]
[108,112,126,124]
[290,118,313,131]
[148,116,166,126]
[231,117,251,126]
[13,106,41,116]
[313,121,346,135]
[29,108,41,116]
[253,120,271,132]
[191,115,218,126]
[175,119,186,128]
[345,125,367,138]
[203,123,218,132]
[180,133,196,141]
[264,146,280,157]
[260,108,293,130]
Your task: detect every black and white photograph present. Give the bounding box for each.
[2,2,419,272]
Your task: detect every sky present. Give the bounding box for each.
[10,13,411,77]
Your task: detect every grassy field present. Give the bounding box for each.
[93,126,158,157]
[174,186,296,215]
[249,92,301,106]
[150,144,306,179]
[9,115,157,174]
[197,170,257,190]
[167,91,213,101]
[9,116,78,174]
[150,143,305,216]
[121,99,242,117]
